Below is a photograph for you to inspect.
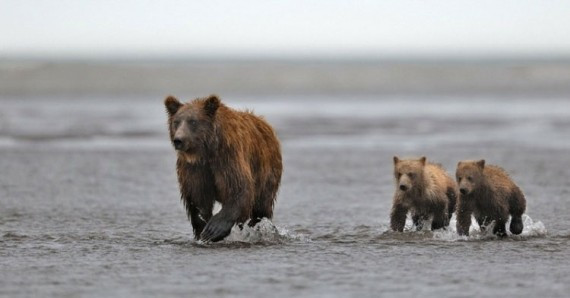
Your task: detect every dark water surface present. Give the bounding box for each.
[1,95,569,297]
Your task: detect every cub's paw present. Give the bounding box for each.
[200,217,235,242]
[510,216,524,235]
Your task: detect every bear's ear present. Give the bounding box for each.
[477,159,485,169]
[164,95,182,116]
[204,94,220,117]
[393,156,400,164]
[419,156,427,166]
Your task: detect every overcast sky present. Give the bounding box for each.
[2,0,570,59]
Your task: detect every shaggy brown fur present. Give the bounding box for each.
[456,160,526,237]
[165,94,282,242]
[390,156,458,232]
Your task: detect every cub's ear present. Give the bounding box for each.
[419,156,427,166]
[204,94,220,117]
[393,156,400,164]
[164,95,182,116]
[477,159,486,169]
[457,161,463,167]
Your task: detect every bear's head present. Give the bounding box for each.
[393,156,426,193]
[456,160,485,196]
[164,94,220,163]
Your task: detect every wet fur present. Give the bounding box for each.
[390,157,458,232]
[166,95,282,242]
[456,161,526,237]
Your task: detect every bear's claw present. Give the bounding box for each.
[200,217,235,242]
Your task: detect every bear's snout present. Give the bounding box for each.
[399,184,408,191]
[173,138,183,150]
[460,188,467,195]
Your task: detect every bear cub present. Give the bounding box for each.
[165,95,282,242]
[390,156,458,232]
[455,160,526,237]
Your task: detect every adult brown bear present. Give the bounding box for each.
[164,95,282,242]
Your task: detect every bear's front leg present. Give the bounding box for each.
[390,203,408,232]
[200,172,253,242]
[431,208,448,231]
[200,198,249,242]
[456,199,473,236]
[200,212,237,242]
[412,213,424,231]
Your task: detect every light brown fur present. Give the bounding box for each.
[390,156,458,232]
[455,160,526,237]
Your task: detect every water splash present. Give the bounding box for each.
[167,215,547,246]
[191,218,310,245]
[377,214,547,242]
[432,214,547,241]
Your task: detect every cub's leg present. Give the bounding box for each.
[456,199,474,236]
[476,215,489,232]
[390,203,409,232]
[508,188,526,235]
[446,187,457,220]
[431,208,448,230]
[412,213,424,231]
[492,219,507,237]
[509,216,524,235]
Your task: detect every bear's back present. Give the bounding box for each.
[484,165,517,196]
[213,105,282,178]
[214,106,278,147]
[425,163,455,191]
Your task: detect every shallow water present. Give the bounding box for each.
[1,95,570,297]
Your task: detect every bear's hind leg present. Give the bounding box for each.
[189,208,207,240]
[476,216,489,232]
[390,203,408,232]
[186,200,213,240]
[249,200,273,228]
[508,188,526,235]
[249,181,279,227]
[509,216,524,235]
[492,220,507,237]
[446,187,457,220]
[431,209,448,231]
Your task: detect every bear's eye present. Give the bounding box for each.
[396,172,402,178]
[173,120,181,126]
[467,176,473,182]
[408,172,414,178]
[188,120,198,126]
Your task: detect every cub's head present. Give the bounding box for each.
[456,160,485,196]
[393,156,426,193]
[164,94,221,163]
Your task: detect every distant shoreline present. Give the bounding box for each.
[1,59,570,97]
[3,54,570,64]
